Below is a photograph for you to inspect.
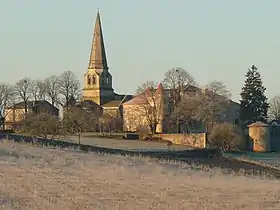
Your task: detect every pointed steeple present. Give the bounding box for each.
[88,10,108,70]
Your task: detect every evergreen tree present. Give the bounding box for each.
[240,65,269,124]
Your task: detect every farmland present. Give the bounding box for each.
[1,139,280,209]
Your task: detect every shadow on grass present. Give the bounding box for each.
[1,133,280,179]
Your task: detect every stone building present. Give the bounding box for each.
[122,84,165,133]
[122,84,241,134]
[81,11,240,133]
[5,100,59,129]
[81,11,132,118]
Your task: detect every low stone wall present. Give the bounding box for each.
[0,133,220,160]
[153,133,206,148]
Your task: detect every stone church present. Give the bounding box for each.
[81,11,133,118]
[81,11,240,133]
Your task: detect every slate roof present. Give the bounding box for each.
[8,100,58,110]
[269,120,280,125]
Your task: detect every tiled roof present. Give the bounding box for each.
[247,121,269,127]
[122,91,156,105]
[123,83,164,106]
[122,95,147,105]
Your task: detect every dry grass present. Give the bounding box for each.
[64,134,193,151]
[225,152,280,170]
[1,140,280,210]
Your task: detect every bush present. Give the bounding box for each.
[24,113,61,139]
[208,123,245,151]
[136,125,150,140]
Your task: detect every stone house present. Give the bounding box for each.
[122,84,165,133]
[5,100,59,129]
[122,84,240,134]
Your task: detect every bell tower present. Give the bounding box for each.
[82,10,114,105]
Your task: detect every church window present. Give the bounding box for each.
[87,75,91,85]
[92,76,96,84]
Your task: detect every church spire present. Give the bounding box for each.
[88,10,108,70]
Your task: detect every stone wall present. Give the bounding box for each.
[153,133,206,148]
[122,104,149,132]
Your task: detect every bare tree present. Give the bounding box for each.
[163,67,197,106]
[57,71,80,110]
[0,83,15,107]
[45,75,60,107]
[195,80,231,132]
[269,95,280,120]
[171,93,201,133]
[14,78,31,120]
[205,80,231,99]
[163,67,197,132]
[24,112,61,139]
[62,106,99,144]
[97,115,120,135]
[133,83,164,134]
[0,83,15,130]
[29,79,46,101]
[135,80,157,94]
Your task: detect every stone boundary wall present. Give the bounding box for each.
[153,133,206,148]
[0,133,219,159]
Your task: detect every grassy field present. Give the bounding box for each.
[65,134,280,171]
[225,151,280,170]
[1,140,280,209]
[64,134,193,152]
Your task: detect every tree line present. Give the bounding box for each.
[0,70,122,138]
[135,64,278,135]
[0,64,278,140]
[0,70,80,113]
[135,67,233,134]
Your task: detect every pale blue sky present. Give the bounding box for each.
[0,0,279,102]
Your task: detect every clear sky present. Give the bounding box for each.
[1,0,280,102]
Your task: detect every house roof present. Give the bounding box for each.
[122,94,147,105]
[248,121,269,127]
[123,83,166,106]
[102,100,122,108]
[8,100,58,110]
[123,83,240,107]
[75,100,100,108]
[269,120,280,125]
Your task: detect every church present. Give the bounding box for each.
[81,11,167,132]
[81,11,133,118]
[81,11,240,134]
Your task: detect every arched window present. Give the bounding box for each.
[87,75,91,85]
[92,76,96,85]
[106,77,109,84]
